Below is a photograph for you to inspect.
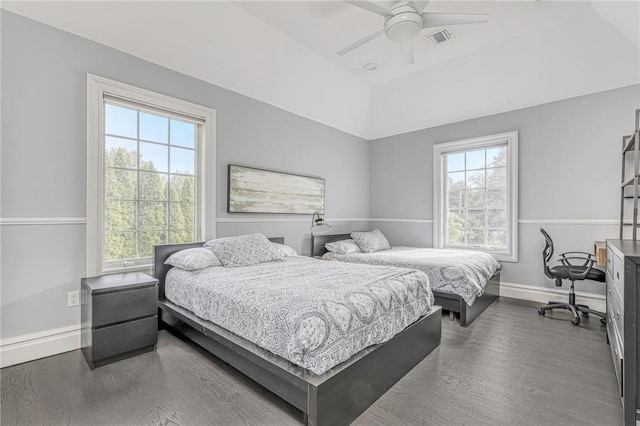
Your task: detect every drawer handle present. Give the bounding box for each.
[617,271,620,279]
[616,311,621,320]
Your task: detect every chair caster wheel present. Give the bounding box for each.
[571,316,581,326]
[601,318,607,326]
[538,308,545,316]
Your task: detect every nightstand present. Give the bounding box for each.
[81,272,158,369]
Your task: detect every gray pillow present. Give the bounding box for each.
[164,247,222,271]
[204,233,284,267]
[350,229,391,253]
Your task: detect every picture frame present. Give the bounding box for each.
[227,164,325,214]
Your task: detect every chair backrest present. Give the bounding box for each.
[540,228,555,279]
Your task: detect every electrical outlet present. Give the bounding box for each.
[68,290,80,307]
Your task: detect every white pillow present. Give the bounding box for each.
[165,247,222,271]
[272,242,297,257]
[325,239,363,255]
[350,229,391,253]
[204,233,284,267]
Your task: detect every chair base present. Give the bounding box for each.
[538,286,606,326]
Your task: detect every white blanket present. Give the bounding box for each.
[323,246,501,306]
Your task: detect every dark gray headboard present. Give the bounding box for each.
[153,237,285,299]
[310,233,353,257]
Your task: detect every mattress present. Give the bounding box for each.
[323,246,501,306]
[165,256,434,375]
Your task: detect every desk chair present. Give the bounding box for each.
[538,228,606,326]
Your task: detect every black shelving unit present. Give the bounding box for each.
[620,109,640,240]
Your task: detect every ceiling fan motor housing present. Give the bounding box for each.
[384,4,423,43]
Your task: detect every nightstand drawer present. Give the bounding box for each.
[92,285,158,328]
[92,315,157,361]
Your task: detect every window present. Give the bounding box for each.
[433,131,518,262]
[87,75,216,275]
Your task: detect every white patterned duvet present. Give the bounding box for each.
[323,247,501,306]
[165,256,434,375]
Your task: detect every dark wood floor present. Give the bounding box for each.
[1,298,621,425]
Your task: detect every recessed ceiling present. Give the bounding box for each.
[2,1,639,140]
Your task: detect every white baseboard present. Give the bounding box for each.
[0,281,606,368]
[0,325,81,368]
[500,281,606,313]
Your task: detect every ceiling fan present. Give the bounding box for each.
[337,1,490,65]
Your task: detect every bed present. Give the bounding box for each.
[311,233,501,327]
[154,237,442,426]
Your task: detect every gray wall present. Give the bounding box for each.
[0,11,369,340]
[370,84,640,293]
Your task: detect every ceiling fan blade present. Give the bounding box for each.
[345,1,392,17]
[422,12,490,29]
[336,30,385,56]
[400,42,415,65]
[409,1,430,13]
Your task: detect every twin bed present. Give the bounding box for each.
[311,233,501,327]
[154,237,442,426]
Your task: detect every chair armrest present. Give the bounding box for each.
[557,254,596,280]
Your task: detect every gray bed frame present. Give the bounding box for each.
[154,239,442,426]
[311,233,500,327]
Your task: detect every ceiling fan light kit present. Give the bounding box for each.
[384,4,422,43]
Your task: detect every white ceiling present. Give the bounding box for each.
[3,1,639,140]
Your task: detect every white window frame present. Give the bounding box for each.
[87,74,216,276]
[433,131,518,262]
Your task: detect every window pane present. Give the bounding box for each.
[447,211,465,245]
[169,175,195,202]
[170,230,195,244]
[171,203,195,231]
[140,142,168,172]
[139,201,167,230]
[171,119,195,148]
[140,112,168,143]
[487,189,506,209]
[446,152,465,172]
[106,201,136,231]
[466,189,485,209]
[487,209,506,228]
[105,137,137,169]
[466,228,485,246]
[448,172,465,191]
[105,232,136,261]
[466,150,485,170]
[487,167,506,188]
[139,231,167,258]
[467,209,485,228]
[140,171,167,201]
[105,168,137,200]
[170,147,195,175]
[466,170,485,189]
[488,230,507,248]
[105,104,137,138]
[447,190,465,211]
[487,146,506,167]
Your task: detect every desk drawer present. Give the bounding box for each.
[608,322,624,397]
[606,244,614,276]
[92,285,158,328]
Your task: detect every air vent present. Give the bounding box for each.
[425,28,455,45]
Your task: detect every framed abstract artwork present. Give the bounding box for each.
[227,164,325,214]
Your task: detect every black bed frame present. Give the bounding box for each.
[311,233,500,327]
[154,239,442,426]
